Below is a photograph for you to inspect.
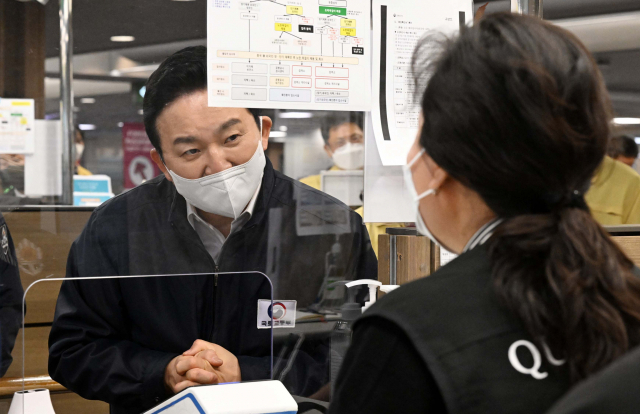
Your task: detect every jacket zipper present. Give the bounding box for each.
[171,222,219,342]
[208,231,242,341]
[172,221,244,342]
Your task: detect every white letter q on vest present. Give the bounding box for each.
[508,340,548,380]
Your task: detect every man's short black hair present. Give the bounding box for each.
[608,135,639,160]
[143,46,260,157]
[320,112,364,144]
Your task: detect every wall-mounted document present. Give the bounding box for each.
[24,120,62,197]
[371,0,473,166]
[0,98,35,154]
[207,0,372,111]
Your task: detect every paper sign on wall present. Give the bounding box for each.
[0,98,35,154]
[24,120,62,197]
[207,0,372,111]
[371,0,473,166]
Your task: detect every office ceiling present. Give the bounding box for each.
[43,0,206,58]
[477,0,640,19]
[42,0,640,58]
[38,0,640,132]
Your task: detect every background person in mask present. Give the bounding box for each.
[329,13,640,414]
[74,127,92,175]
[300,112,365,190]
[585,138,640,225]
[49,46,377,414]
[300,113,402,257]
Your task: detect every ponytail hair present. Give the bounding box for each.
[490,210,640,380]
[414,12,640,381]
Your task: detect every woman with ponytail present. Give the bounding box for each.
[328,12,640,414]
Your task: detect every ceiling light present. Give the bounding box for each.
[269,131,287,138]
[613,117,640,125]
[279,112,313,119]
[111,36,135,42]
[110,65,159,77]
[279,126,288,132]
[81,98,96,104]
[78,124,96,131]
[118,122,124,128]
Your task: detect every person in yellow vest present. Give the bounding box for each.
[585,155,640,224]
[300,112,401,256]
[608,135,638,168]
[74,128,92,176]
[300,112,365,189]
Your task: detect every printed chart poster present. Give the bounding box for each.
[0,98,35,154]
[371,0,473,165]
[208,0,371,111]
[122,123,160,189]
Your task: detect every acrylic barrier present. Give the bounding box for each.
[15,272,273,414]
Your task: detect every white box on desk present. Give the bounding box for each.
[144,380,298,414]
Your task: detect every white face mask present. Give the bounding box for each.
[402,148,441,245]
[167,117,266,219]
[75,143,85,162]
[332,142,364,170]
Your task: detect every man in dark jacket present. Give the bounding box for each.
[0,212,23,377]
[48,46,377,414]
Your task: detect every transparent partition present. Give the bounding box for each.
[265,181,375,402]
[272,279,369,402]
[18,272,273,414]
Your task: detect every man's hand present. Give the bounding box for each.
[164,352,222,394]
[164,340,241,395]
[183,339,241,384]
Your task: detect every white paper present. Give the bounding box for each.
[207,0,371,111]
[24,120,62,197]
[363,112,413,223]
[371,0,473,165]
[0,98,36,154]
[440,248,458,267]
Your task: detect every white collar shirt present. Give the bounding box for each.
[186,181,262,264]
[462,218,504,253]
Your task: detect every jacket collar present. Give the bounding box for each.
[167,157,276,230]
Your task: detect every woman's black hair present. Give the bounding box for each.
[413,12,640,381]
[143,46,260,157]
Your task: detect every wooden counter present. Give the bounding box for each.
[0,207,102,413]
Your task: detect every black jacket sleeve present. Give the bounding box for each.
[48,212,178,410]
[328,317,446,414]
[0,216,23,377]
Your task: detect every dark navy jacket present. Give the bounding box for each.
[48,159,377,414]
[0,212,23,377]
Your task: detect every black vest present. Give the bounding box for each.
[359,244,572,414]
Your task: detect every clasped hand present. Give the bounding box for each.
[164,339,241,394]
